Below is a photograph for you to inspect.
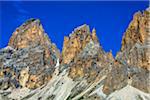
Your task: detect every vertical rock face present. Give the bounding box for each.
[104,8,150,95]
[62,24,114,82]
[121,9,149,50]
[103,61,150,95]
[8,19,46,49]
[0,19,60,89]
[117,9,150,70]
[8,19,60,62]
[62,24,99,64]
[68,41,105,82]
[0,8,150,100]
[145,8,150,68]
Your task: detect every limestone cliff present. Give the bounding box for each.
[117,8,150,70]
[0,19,60,89]
[0,8,149,100]
[104,8,150,95]
[62,24,99,64]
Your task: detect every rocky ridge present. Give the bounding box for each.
[103,8,150,95]
[0,19,60,89]
[0,8,149,100]
[118,8,150,69]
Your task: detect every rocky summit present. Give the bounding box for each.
[0,19,60,89]
[0,9,149,100]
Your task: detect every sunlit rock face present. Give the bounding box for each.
[62,24,99,64]
[68,41,107,81]
[104,8,150,95]
[8,19,60,61]
[0,8,150,100]
[62,24,114,83]
[118,9,150,70]
[0,19,60,89]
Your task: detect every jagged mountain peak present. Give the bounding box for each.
[0,18,60,90]
[118,9,150,69]
[10,18,41,37]
[68,24,90,41]
[0,8,149,100]
[121,9,149,51]
[74,24,89,31]
[62,24,100,64]
[8,18,50,49]
[8,17,60,60]
[19,18,41,29]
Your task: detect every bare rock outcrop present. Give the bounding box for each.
[0,8,149,100]
[62,24,99,64]
[119,9,150,70]
[0,19,60,89]
[104,8,150,95]
[61,25,114,83]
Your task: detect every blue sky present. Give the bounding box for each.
[0,1,149,56]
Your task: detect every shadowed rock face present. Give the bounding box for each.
[0,8,150,100]
[103,62,150,95]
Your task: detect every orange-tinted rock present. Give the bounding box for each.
[92,28,99,43]
[0,8,149,99]
[61,24,111,82]
[118,9,150,70]
[62,24,99,64]
[104,9,150,95]
[0,19,60,89]
[8,19,60,61]
[68,40,113,82]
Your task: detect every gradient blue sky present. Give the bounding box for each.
[0,1,149,56]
